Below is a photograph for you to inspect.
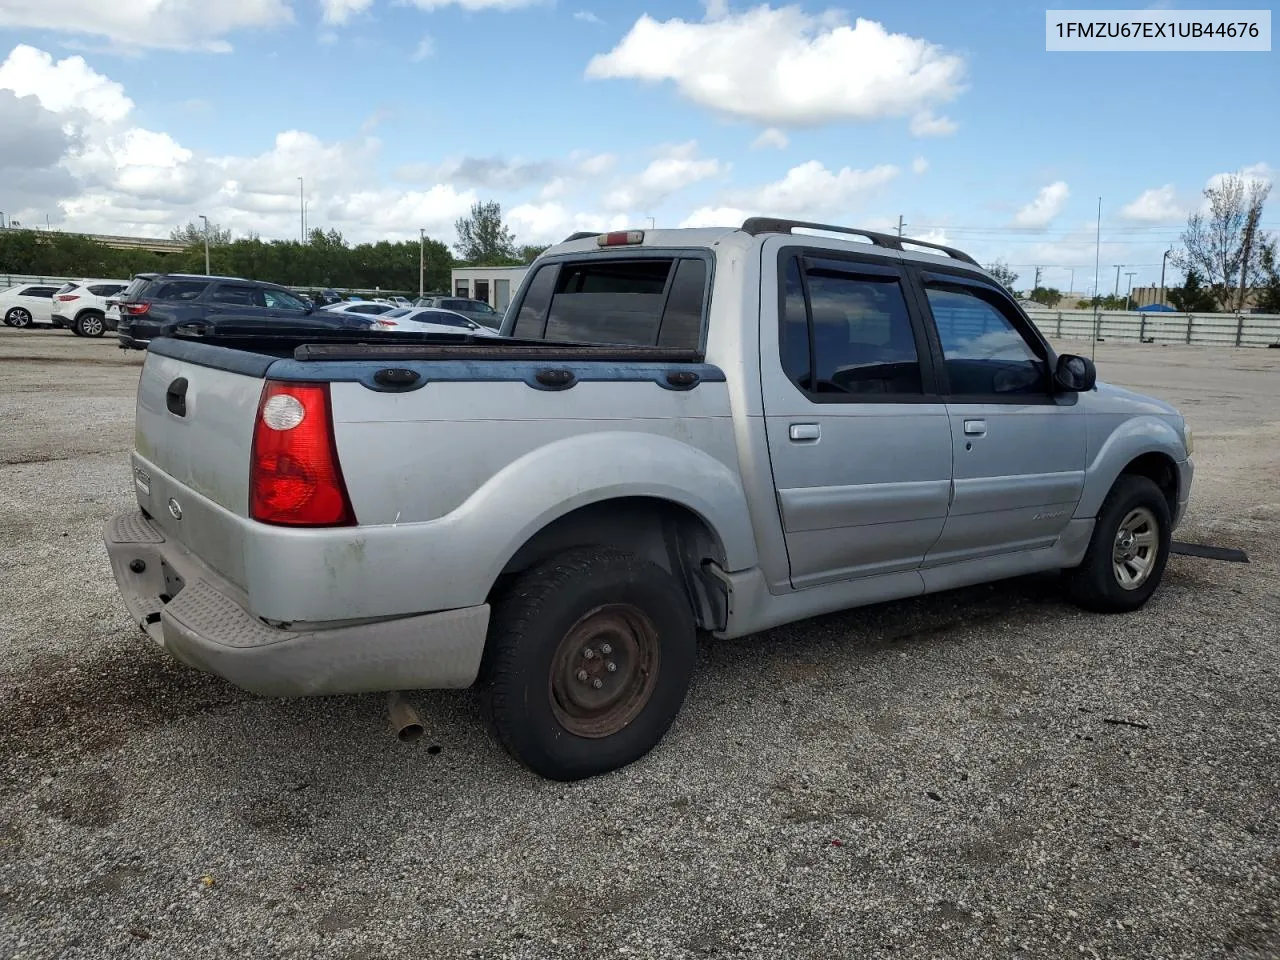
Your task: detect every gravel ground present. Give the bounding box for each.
[1,328,1278,960]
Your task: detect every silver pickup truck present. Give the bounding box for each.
[104,219,1194,781]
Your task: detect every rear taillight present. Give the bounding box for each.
[122,302,151,315]
[250,382,355,527]
[56,294,80,302]
[374,319,398,328]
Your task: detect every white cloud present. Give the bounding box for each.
[739,160,899,217]
[0,0,292,51]
[507,203,629,244]
[404,0,543,9]
[574,10,603,24]
[575,151,616,176]
[1206,162,1274,195]
[410,34,436,61]
[751,128,789,150]
[602,141,725,211]
[912,156,928,175]
[1011,181,1069,229]
[679,206,748,228]
[0,44,482,242]
[908,110,958,137]
[321,0,375,24]
[1120,184,1183,223]
[0,44,132,123]
[586,6,965,129]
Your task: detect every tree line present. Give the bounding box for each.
[984,174,1280,314]
[0,201,548,294]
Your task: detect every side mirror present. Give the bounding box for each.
[1054,353,1097,393]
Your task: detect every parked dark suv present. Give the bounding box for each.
[115,274,379,349]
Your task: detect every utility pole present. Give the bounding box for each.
[418,228,426,299]
[896,215,905,238]
[1114,263,1123,297]
[198,214,211,275]
[1125,271,1137,307]
[1160,248,1172,306]
[1033,265,1042,291]
[1068,268,1075,295]
[297,176,305,243]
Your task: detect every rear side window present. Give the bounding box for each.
[212,284,262,306]
[120,277,153,301]
[779,256,923,397]
[153,280,209,301]
[22,286,58,298]
[88,284,125,297]
[513,257,708,348]
[56,283,78,295]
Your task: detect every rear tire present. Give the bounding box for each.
[479,547,696,781]
[75,312,106,337]
[1064,474,1171,613]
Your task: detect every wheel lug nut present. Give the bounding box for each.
[592,678,604,689]
[576,669,589,683]
[583,648,595,660]
[606,661,617,673]
[600,643,613,656]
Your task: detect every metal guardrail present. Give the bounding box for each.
[1024,308,1280,348]
[1,274,411,299]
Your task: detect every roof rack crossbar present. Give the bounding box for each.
[739,217,980,267]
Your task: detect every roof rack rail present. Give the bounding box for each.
[562,231,602,243]
[739,217,980,267]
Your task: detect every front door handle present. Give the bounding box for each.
[789,423,821,442]
[963,419,987,436]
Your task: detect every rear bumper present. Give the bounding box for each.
[51,313,71,328]
[103,509,490,696]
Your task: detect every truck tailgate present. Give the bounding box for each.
[133,350,266,588]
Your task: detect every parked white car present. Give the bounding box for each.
[1,282,61,327]
[51,278,131,337]
[321,301,399,317]
[375,307,500,336]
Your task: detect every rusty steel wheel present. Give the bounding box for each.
[480,546,697,781]
[549,604,662,739]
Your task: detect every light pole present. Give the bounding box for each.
[297,177,305,243]
[1160,248,1172,306]
[198,214,211,275]
[1125,271,1137,308]
[418,228,426,298]
[1113,263,1124,297]
[1068,268,1075,295]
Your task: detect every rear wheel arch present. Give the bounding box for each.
[489,496,730,633]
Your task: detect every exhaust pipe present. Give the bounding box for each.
[386,691,425,743]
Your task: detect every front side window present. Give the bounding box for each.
[925,285,1047,396]
[779,257,923,396]
[263,288,307,311]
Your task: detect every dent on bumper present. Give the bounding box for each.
[103,510,490,697]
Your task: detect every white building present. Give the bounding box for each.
[450,265,529,312]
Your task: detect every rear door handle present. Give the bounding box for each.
[789,423,821,442]
[963,419,987,436]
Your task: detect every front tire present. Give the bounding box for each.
[5,308,32,328]
[1065,474,1171,613]
[480,547,697,781]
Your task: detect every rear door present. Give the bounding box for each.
[207,282,271,320]
[912,269,1087,565]
[759,244,953,589]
